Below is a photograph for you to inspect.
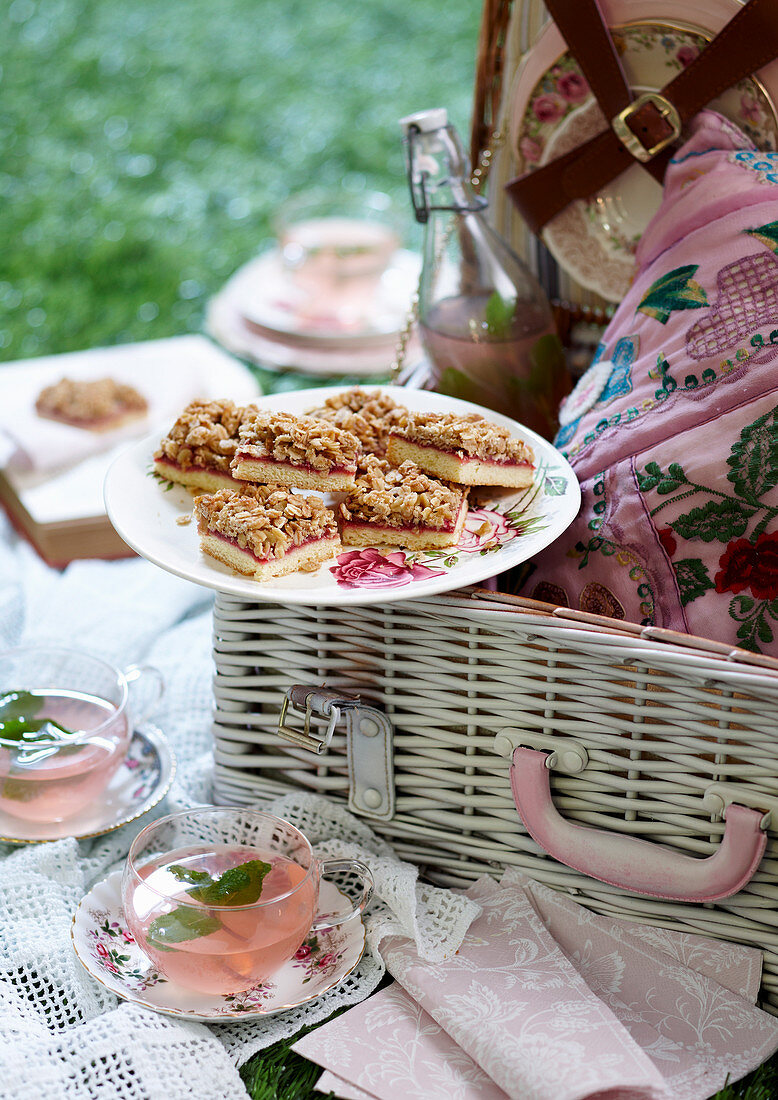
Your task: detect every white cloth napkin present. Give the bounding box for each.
[0,335,253,473]
[293,871,778,1100]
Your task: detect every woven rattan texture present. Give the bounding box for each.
[211,592,778,1011]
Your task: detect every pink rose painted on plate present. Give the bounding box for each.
[520,135,543,164]
[532,94,565,123]
[557,72,589,104]
[331,548,444,589]
[457,509,518,553]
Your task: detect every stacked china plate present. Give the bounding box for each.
[207,191,422,377]
[488,0,778,305]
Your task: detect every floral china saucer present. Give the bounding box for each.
[71,870,367,1021]
[0,725,175,844]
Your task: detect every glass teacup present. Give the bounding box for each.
[122,807,374,995]
[0,646,164,823]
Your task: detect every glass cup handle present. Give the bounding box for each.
[310,857,374,931]
[123,664,165,726]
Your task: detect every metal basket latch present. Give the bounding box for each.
[277,686,395,821]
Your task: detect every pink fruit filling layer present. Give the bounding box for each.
[391,436,533,468]
[234,453,356,476]
[207,529,334,565]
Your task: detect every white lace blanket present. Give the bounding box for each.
[0,514,479,1099]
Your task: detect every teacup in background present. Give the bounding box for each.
[121,807,373,995]
[0,646,163,823]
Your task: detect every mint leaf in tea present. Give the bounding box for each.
[127,845,316,994]
[147,906,222,949]
[169,859,272,906]
[0,688,127,821]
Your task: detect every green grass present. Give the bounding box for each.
[0,0,479,364]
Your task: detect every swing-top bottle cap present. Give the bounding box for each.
[398,108,448,135]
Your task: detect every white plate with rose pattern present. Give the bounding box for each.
[104,385,580,607]
[72,870,367,1021]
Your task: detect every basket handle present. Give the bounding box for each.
[510,747,767,902]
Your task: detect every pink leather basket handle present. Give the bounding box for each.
[510,746,767,902]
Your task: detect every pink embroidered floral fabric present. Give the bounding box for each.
[527,111,778,654]
[294,872,778,1100]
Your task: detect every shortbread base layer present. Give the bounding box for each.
[232,456,356,491]
[341,500,469,550]
[153,458,240,494]
[200,531,341,581]
[386,437,534,488]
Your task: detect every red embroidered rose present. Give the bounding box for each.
[519,135,543,164]
[294,944,312,960]
[747,532,778,600]
[657,528,677,558]
[715,537,756,595]
[331,548,444,589]
[713,531,778,599]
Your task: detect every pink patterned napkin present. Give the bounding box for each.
[294,875,778,1100]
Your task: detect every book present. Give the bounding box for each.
[0,335,261,566]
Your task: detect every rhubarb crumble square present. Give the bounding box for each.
[194,485,341,580]
[338,457,469,549]
[154,399,256,493]
[306,388,408,457]
[36,377,148,431]
[386,412,535,487]
[231,412,360,490]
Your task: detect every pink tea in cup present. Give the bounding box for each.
[0,688,128,823]
[126,844,317,994]
[122,808,374,996]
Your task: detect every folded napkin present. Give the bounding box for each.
[294,871,778,1100]
[0,335,255,473]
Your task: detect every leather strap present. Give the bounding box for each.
[545,0,631,120]
[507,0,778,235]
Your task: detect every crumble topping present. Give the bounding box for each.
[307,388,408,456]
[36,377,148,424]
[338,456,467,529]
[155,399,255,472]
[235,412,361,471]
[194,485,338,561]
[392,412,534,464]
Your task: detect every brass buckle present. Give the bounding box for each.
[611,92,681,163]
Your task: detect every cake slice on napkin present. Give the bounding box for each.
[387,411,535,487]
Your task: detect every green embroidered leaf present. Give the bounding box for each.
[171,859,273,907]
[673,559,715,606]
[0,691,41,723]
[636,265,709,324]
[671,498,756,543]
[656,463,688,494]
[636,461,663,492]
[727,406,778,500]
[147,906,221,950]
[745,220,778,253]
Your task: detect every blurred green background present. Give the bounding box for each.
[0,0,480,364]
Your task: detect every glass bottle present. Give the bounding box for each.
[400,108,571,439]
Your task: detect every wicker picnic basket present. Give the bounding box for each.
[211,588,778,1012]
